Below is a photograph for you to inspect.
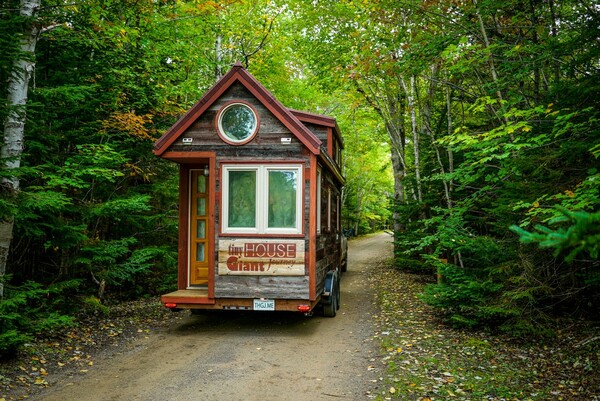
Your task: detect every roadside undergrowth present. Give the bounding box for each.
[0,299,182,401]
[369,260,599,401]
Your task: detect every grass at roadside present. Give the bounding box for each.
[368,260,599,401]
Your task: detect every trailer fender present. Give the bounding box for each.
[322,270,339,305]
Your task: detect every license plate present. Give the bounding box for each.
[253,299,275,311]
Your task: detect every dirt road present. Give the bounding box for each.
[34,233,393,401]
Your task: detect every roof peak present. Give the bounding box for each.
[153,64,322,156]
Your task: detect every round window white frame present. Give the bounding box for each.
[216,101,260,145]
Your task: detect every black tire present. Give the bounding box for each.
[323,277,338,317]
[336,279,341,310]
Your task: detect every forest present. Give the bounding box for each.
[0,0,598,354]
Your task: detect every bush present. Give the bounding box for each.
[421,262,517,329]
[0,280,80,356]
[393,257,433,274]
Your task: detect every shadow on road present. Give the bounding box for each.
[168,309,322,337]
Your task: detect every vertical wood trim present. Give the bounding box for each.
[178,165,190,290]
[308,155,317,300]
[327,127,333,158]
[208,156,216,299]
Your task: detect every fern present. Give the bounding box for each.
[510,208,600,263]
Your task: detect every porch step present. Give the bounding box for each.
[161,289,215,305]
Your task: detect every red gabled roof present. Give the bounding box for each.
[290,109,344,149]
[290,109,336,127]
[153,63,322,156]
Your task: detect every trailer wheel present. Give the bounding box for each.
[323,275,339,317]
[323,291,337,317]
[336,278,341,310]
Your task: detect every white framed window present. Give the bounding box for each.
[327,188,332,231]
[316,167,322,234]
[337,195,341,231]
[222,164,303,234]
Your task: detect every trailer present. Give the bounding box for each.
[154,63,346,316]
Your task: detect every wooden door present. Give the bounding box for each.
[190,170,210,285]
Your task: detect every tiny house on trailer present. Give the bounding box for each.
[154,63,346,316]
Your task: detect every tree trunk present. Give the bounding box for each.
[353,77,406,250]
[421,65,452,209]
[445,84,455,208]
[0,0,41,297]
[401,76,422,203]
[215,34,223,80]
[390,142,405,252]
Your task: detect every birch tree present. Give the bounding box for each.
[0,0,41,297]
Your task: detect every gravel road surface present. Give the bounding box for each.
[35,233,393,401]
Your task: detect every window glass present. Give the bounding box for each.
[222,165,302,234]
[268,170,297,228]
[228,170,256,228]
[197,198,206,216]
[317,168,321,234]
[197,174,206,193]
[197,220,206,239]
[218,103,257,142]
[321,183,328,232]
[196,243,205,262]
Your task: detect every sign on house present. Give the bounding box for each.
[218,239,305,276]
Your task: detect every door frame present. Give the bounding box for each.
[177,155,216,298]
[188,168,211,286]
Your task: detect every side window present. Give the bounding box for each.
[337,195,341,231]
[333,194,339,232]
[317,167,322,234]
[327,188,332,232]
[320,181,328,233]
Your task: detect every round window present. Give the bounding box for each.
[217,102,259,144]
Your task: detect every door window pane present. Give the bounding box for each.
[196,220,206,239]
[197,198,206,216]
[228,170,256,228]
[196,243,205,262]
[197,174,206,193]
[268,170,297,228]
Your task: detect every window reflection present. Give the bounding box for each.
[197,220,206,239]
[228,170,256,227]
[268,170,297,228]
[197,175,206,193]
[196,243,205,262]
[220,104,257,141]
[197,198,206,216]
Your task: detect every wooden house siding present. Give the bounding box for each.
[314,167,343,297]
[214,274,310,299]
[301,122,328,146]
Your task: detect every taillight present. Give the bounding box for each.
[297,305,311,313]
[164,303,178,309]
